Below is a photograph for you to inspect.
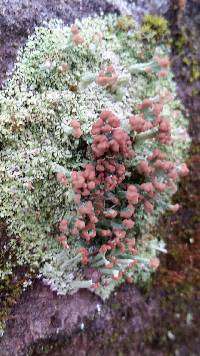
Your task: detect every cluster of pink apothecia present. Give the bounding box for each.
[129,98,171,144]
[96,65,118,87]
[144,56,170,79]
[70,23,170,89]
[91,111,134,159]
[71,24,103,46]
[155,56,170,78]
[70,119,82,139]
[71,25,84,45]
[56,97,189,271]
[52,24,189,285]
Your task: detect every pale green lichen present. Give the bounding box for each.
[0,15,190,301]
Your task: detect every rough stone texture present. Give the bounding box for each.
[0,0,200,355]
[0,282,101,356]
[0,282,159,356]
[108,0,170,17]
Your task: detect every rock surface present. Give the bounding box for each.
[0,282,159,356]
[107,0,170,17]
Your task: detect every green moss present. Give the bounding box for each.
[175,32,188,51]
[182,57,191,66]
[0,272,27,337]
[142,277,199,350]
[182,57,200,82]
[140,15,170,41]
[116,16,134,32]
[111,302,121,311]
[191,64,200,81]
[190,142,200,154]
[29,336,66,355]
[0,223,34,337]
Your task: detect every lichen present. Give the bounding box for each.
[0,14,190,307]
